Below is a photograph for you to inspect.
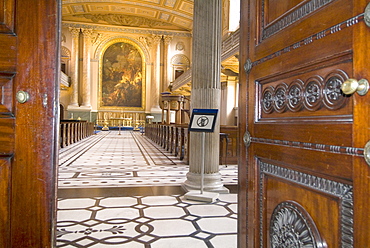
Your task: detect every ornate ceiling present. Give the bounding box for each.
[62,0,240,95]
[62,0,194,31]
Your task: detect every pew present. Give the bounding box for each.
[145,123,238,165]
[60,120,95,148]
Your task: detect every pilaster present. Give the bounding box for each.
[68,27,80,108]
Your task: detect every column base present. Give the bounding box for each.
[67,104,80,111]
[182,172,230,194]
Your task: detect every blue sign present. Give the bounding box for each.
[189,109,218,132]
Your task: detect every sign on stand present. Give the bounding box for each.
[185,109,219,203]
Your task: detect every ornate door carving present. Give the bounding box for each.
[239,0,370,247]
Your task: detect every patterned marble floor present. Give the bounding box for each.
[57,131,238,247]
[58,131,238,188]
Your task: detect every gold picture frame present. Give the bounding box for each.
[99,38,146,111]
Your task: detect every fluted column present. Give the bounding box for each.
[68,27,80,108]
[162,35,173,92]
[183,0,227,193]
[81,28,93,108]
[151,35,162,112]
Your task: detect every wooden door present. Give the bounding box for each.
[0,0,59,247]
[238,0,370,247]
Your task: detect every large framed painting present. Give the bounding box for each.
[99,39,146,110]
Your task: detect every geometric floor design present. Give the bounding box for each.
[57,194,237,248]
[57,131,238,247]
[58,131,238,189]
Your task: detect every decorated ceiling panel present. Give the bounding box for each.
[62,0,194,31]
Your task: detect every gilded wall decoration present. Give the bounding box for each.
[99,39,145,110]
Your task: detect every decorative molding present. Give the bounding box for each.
[176,41,185,51]
[261,0,335,40]
[62,22,192,38]
[270,201,326,248]
[61,46,71,58]
[261,69,349,114]
[78,14,169,28]
[94,36,149,61]
[251,136,363,156]
[171,54,190,65]
[163,35,173,45]
[258,161,354,248]
[69,27,80,38]
[252,14,364,68]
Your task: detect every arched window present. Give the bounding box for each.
[171,54,190,80]
[61,46,71,74]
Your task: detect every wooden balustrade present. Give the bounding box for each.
[60,120,95,148]
[145,124,238,165]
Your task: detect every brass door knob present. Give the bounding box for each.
[341,78,369,96]
[16,90,30,103]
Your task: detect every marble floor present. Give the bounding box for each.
[57,131,238,248]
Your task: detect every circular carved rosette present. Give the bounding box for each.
[273,83,288,113]
[262,86,274,114]
[270,201,327,248]
[323,70,349,110]
[287,80,304,112]
[303,76,323,111]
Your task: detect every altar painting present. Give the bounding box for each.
[100,41,144,109]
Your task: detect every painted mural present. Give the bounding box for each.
[101,41,144,109]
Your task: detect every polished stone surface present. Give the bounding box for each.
[57,131,237,247]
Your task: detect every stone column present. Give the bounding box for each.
[68,27,80,108]
[81,28,93,108]
[162,35,173,92]
[150,35,162,112]
[183,0,228,193]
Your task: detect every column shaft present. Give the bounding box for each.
[183,0,227,193]
[68,27,79,108]
[81,29,92,108]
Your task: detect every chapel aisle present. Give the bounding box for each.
[56,131,238,248]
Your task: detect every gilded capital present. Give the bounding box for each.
[69,27,80,38]
[163,35,173,45]
[81,28,94,38]
[152,34,162,44]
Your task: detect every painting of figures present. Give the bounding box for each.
[100,41,144,108]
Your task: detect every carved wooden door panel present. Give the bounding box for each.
[238,0,370,247]
[0,0,59,247]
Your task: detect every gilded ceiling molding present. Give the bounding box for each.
[62,22,192,37]
[62,0,193,20]
[78,14,169,28]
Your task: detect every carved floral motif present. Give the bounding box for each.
[270,201,325,248]
[261,70,349,114]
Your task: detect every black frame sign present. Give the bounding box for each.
[189,109,218,132]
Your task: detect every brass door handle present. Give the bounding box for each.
[341,78,369,96]
[364,140,370,166]
[16,90,30,103]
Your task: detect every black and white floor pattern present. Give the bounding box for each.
[57,131,238,248]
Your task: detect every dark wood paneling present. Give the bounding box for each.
[0,118,14,155]
[7,0,59,247]
[239,0,370,247]
[265,0,305,24]
[263,173,342,247]
[0,35,16,72]
[0,74,14,114]
[257,0,353,51]
[254,144,353,182]
[0,0,15,33]
[0,157,10,247]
